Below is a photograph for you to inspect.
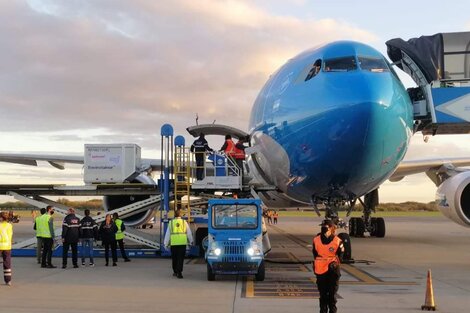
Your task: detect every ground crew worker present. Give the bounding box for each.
[312,219,344,313]
[38,206,56,268]
[113,213,131,262]
[62,208,81,268]
[0,211,13,286]
[163,209,193,279]
[80,209,98,266]
[273,211,279,224]
[220,134,236,175]
[190,133,213,180]
[33,208,47,264]
[232,137,247,177]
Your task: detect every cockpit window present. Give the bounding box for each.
[305,59,322,81]
[358,56,389,72]
[324,56,357,72]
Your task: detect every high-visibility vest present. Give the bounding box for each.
[232,142,245,160]
[170,218,187,246]
[36,214,52,238]
[115,219,125,240]
[224,140,235,157]
[313,235,341,275]
[0,221,13,250]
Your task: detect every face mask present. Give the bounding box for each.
[321,226,328,234]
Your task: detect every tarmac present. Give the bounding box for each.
[0,215,469,313]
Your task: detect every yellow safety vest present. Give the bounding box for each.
[115,219,125,240]
[36,214,52,238]
[170,218,187,246]
[0,221,13,250]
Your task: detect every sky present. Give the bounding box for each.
[0,0,469,203]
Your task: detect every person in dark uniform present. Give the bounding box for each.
[99,214,118,266]
[62,208,81,269]
[190,133,213,180]
[312,219,344,313]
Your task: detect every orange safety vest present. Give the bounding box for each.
[313,235,341,275]
[232,141,245,160]
[224,139,235,157]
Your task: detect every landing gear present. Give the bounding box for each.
[348,217,365,237]
[348,189,386,238]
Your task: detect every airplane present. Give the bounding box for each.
[1,32,470,240]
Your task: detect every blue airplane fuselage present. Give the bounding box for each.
[248,41,413,203]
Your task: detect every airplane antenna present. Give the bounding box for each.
[212,120,216,124]
[195,113,199,125]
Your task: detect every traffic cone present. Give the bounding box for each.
[421,269,437,311]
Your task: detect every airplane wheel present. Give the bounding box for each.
[255,261,265,281]
[348,218,357,237]
[207,264,215,281]
[370,217,377,237]
[337,233,352,262]
[375,217,386,238]
[349,217,364,237]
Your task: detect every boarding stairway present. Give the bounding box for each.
[11,192,162,249]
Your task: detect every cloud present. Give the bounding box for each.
[0,0,377,143]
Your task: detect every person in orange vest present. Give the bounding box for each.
[220,134,236,175]
[232,137,247,177]
[312,219,344,313]
[273,211,278,224]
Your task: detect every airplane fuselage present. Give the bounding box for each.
[248,41,413,203]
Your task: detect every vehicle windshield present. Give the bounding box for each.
[358,56,389,72]
[212,204,258,229]
[324,56,357,72]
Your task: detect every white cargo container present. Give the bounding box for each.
[84,144,142,184]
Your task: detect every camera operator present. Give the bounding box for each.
[0,211,13,286]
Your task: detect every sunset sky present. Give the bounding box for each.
[0,1,469,203]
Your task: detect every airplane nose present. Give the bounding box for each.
[289,72,413,199]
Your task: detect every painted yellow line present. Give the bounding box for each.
[341,264,381,283]
[246,277,254,297]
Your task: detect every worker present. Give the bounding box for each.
[38,206,56,268]
[33,208,47,264]
[164,209,193,279]
[80,209,98,267]
[232,137,247,177]
[62,208,81,269]
[190,133,213,180]
[0,211,13,286]
[113,213,130,262]
[312,219,344,313]
[220,134,236,175]
[273,210,279,224]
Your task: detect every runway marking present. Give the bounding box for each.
[268,224,417,286]
[242,276,322,298]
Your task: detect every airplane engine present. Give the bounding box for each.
[103,174,157,227]
[436,171,470,227]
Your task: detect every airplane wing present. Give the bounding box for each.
[0,153,162,171]
[390,157,470,183]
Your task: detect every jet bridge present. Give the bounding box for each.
[387,32,470,135]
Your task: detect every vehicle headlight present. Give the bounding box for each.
[247,247,254,256]
[214,248,221,256]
